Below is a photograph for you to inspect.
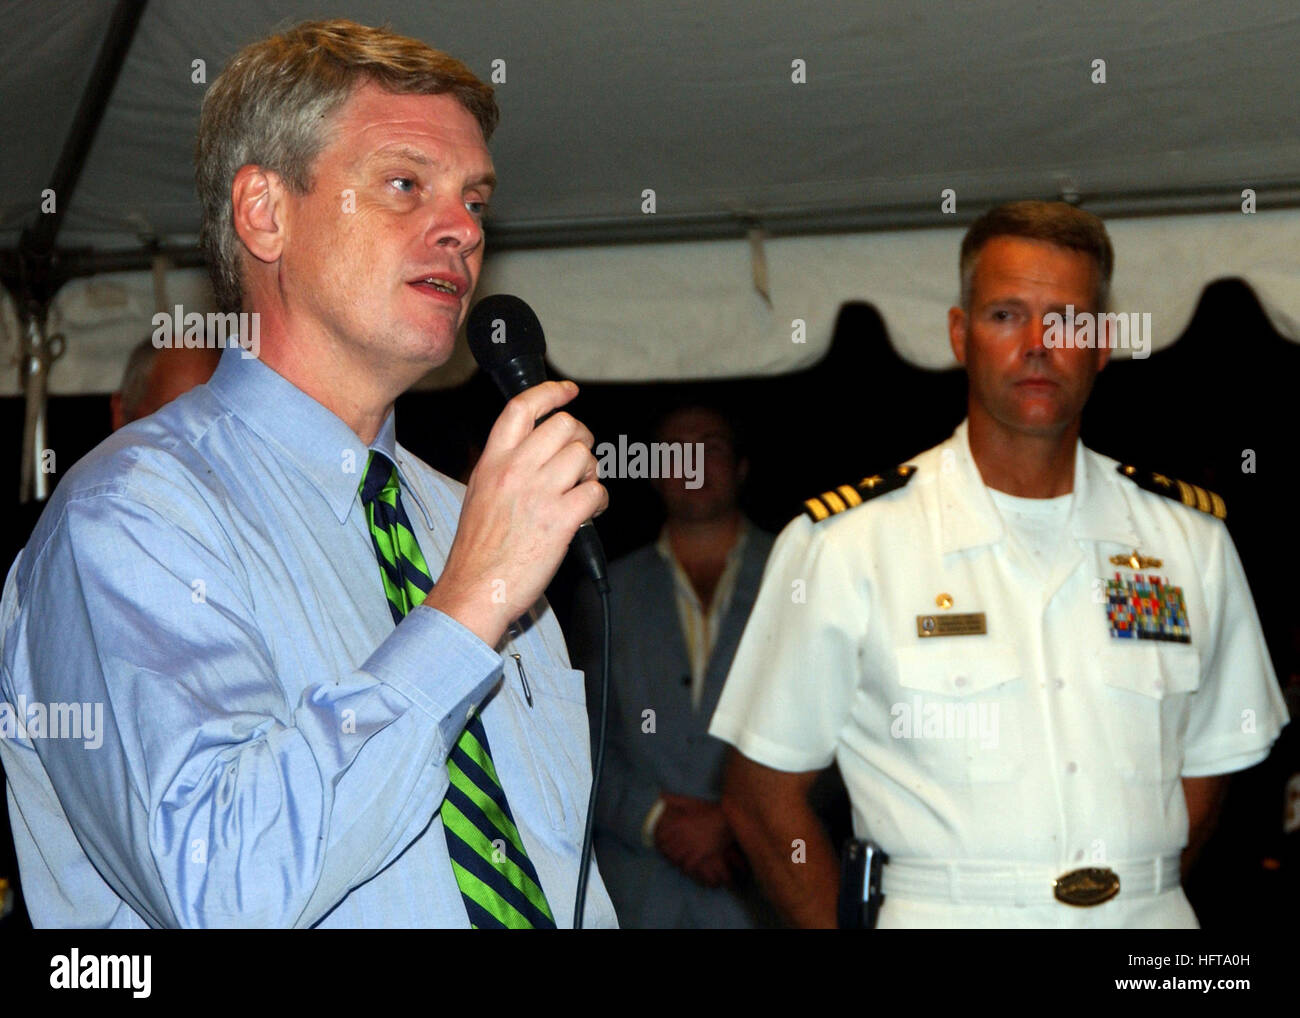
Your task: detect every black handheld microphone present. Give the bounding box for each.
[465,293,610,593]
[466,293,612,930]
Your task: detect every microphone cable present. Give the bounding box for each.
[573,574,610,929]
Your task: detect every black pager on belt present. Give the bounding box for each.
[837,838,888,929]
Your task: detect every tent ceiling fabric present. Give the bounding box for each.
[4,0,1299,251]
[1,1,1299,393]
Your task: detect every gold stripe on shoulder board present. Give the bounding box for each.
[803,497,830,522]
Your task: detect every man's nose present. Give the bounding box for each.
[1023,312,1050,357]
[427,194,482,253]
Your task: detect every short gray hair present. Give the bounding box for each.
[196,19,498,312]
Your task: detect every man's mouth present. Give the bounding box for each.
[408,274,468,300]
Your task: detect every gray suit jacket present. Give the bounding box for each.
[571,526,778,928]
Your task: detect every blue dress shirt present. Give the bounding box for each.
[0,345,617,928]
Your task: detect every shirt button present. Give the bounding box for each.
[954,676,968,689]
[1066,761,1078,774]
[1074,849,1085,862]
[1153,678,1166,693]
[1054,678,1065,689]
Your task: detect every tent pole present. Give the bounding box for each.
[25,0,147,259]
[16,298,63,505]
[8,0,145,502]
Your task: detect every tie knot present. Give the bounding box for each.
[359,450,399,506]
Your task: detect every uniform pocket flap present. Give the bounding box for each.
[895,641,1021,697]
[1101,643,1201,699]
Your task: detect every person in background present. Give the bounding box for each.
[572,404,780,927]
[110,337,221,430]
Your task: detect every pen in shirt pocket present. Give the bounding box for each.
[511,652,533,708]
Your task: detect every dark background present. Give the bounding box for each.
[2,279,1296,928]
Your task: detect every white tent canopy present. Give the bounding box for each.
[7,207,1300,397]
[3,0,1299,396]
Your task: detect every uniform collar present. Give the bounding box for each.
[935,420,1004,556]
[206,345,407,525]
[1068,436,1142,547]
[937,418,1140,555]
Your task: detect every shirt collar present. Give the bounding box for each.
[937,418,1139,555]
[655,517,750,567]
[1068,435,1142,547]
[935,420,1004,555]
[206,345,406,525]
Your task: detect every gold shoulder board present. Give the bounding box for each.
[801,465,917,523]
[1116,464,1227,520]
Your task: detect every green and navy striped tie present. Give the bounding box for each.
[359,450,556,929]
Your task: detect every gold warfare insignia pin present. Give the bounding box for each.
[1109,550,1163,569]
[1053,867,1120,906]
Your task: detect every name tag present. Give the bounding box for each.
[916,612,987,638]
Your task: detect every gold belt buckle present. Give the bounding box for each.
[1053,867,1120,906]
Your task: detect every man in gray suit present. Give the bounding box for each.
[572,404,778,927]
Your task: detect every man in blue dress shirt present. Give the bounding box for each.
[0,19,616,928]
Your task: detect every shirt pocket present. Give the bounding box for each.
[505,659,592,836]
[1098,643,1201,786]
[892,641,1024,783]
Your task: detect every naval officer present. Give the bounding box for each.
[709,200,1288,928]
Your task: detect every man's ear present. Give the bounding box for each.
[230,165,285,266]
[948,306,968,365]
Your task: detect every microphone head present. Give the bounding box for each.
[466,293,547,369]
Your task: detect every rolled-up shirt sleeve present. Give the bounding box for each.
[9,490,502,928]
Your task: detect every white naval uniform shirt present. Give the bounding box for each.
[709,420,1288,927]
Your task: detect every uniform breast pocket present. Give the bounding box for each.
[1099,644,1200,786]
[892,642,1024,784]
